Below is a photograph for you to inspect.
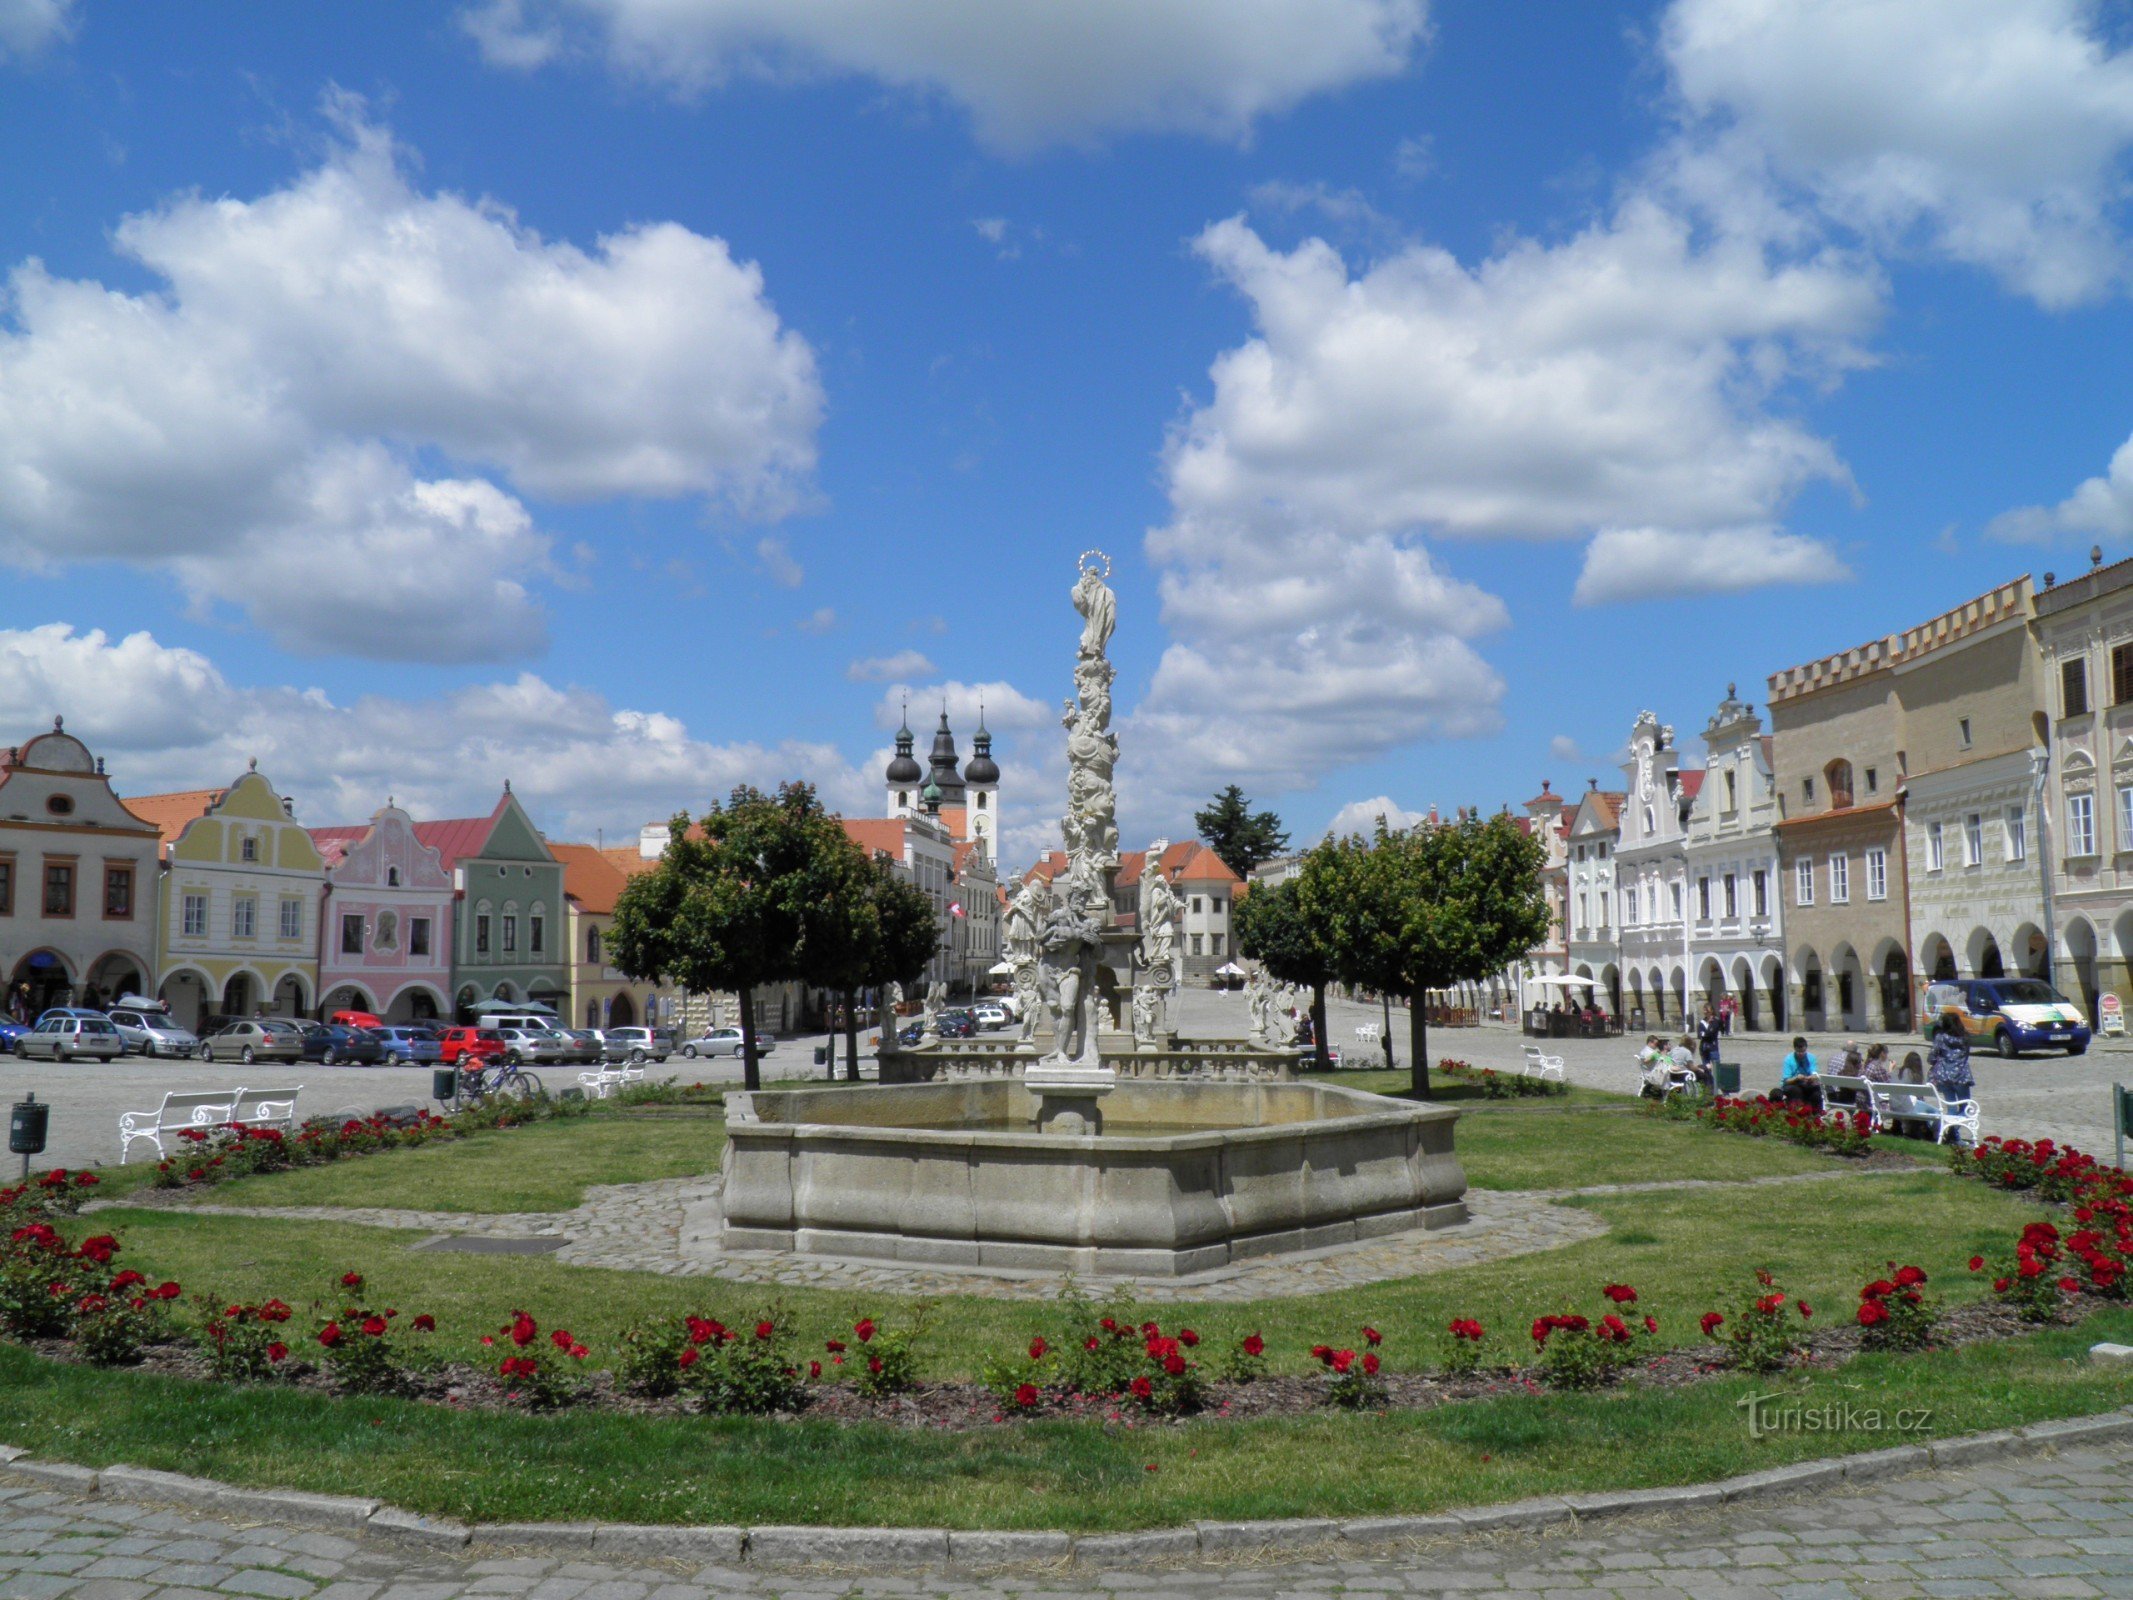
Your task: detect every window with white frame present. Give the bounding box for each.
[1752,869,1768,917]
[1927,821,1945,872]
[181,892,206,938]
[1669,881,1682,918]
[279,897,301,939]
[1599,891,1611,926]
[1795,857,1814,906]
[1964,813,1983,867]
[1576,893,1588,934]
[232,895,256,939]
[1697,877,1711,919]
[1829,853,1850,903]
[2070,792,2098,857]
[2006,806,2027,864]
[1866,848,1887,901]
[2120,787,2133,854]
[1723,873,1737,918]
[1625,885,1639,924]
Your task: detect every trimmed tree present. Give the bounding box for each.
[1233,866,1335,1071]
[800,834,939,1082]
[1193,785,1291,881]
[608,783,830,1092]
[1309,812,1548,1098]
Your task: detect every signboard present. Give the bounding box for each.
[2103,993,2125,1037]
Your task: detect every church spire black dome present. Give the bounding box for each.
[885,703,922,785]
[926,708,967,802]
[964,703,1000,785]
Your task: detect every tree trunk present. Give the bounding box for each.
[1409,992,1432,1099]
[1381,993,1395,1069]
[738,984,761,1093]
[1311,982,1330,1072]
[843,987,861,1082]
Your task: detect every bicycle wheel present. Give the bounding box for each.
[505,1069,544,1101]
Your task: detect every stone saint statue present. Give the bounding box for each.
[1245,966,1277,1046]
[1138,847,1179,974]
[1036,895,1104,1067]
[1005,877,1046,959]
[1013,960,1043,1042]
[1072,560,1116,661]
[920,979,947,1044]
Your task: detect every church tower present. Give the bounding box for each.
[963,705,1000,861]
[885,705,923,819]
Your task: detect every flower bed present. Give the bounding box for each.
[1436,1057,1568,1099]
[1,1215,2105,1431]
[1663,1093,1881,1157]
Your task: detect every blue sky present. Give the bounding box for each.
[4,0,2133,867]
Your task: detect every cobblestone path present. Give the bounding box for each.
[5,1435,2131,1597]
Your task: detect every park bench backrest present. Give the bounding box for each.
[229,1087,301,1122]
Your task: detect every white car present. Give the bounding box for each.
[18,1014,123,1062]
[972,1003,1012,1030]
[680,1026,776,1060]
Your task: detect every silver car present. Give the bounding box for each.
[197,1019,305,1064]
[601,1026,675,1064]
[494,1026,570,1066]
[106,1005,200,1059]
[17,1014,123,1062]
[679,1026,776,1060]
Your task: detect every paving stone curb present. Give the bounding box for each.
[6,1404,2130,1572]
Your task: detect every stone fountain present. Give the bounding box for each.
[718,553,1467,1277]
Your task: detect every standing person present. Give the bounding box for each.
[1777,1035,1820,1108]
[1927,1014,1975,1102]
[1697,1005,1723,1071]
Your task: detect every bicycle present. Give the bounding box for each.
[456,1056,546,1103]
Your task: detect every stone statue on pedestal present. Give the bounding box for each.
[1037,892,1104,1068]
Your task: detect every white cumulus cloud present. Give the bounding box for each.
[1324,794,1425,839]
[1664,0,2133,307]
[846,649,938,683]
[0,101,822,660]
[0,624,875,843]
[1572,526,1852,605]
[1989,432,2133,544]
[0,0,73,58]
[462,0,1430,150]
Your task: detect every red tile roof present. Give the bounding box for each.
[408,796,513,873]
[1027,841,1240,887]
[125,788,227,846]
[842,818,909,862]
[551,842,632,915]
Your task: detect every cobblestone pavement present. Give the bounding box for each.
[4,1435,2131,1597]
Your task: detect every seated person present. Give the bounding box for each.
[1858,1042,1893,1083]
[1776,1035,1821,1107]
[1833,1039,1865,1076]
[1897,1050,1927,1085]
[1671,1034,1714,1092]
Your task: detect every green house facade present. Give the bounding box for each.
[414,788,569,1020]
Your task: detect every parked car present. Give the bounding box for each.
[679,1026,776,1060]
[196,1019,304,1065]
[600,1026,675,1064]
[106,1004,200,1059]
[935,1009,978,1039]
[436,1027,506,1066]
[0,1017,27,1053]
[17,1013,123,1062]
[493,1026,570,1066]
[33,1006,112,1027]
[971,1003,1012,1031]
[371,1026,443,1067]
[1922,978,2091,1058]
[554,1029,606,1065]
[289,1022,385,1067]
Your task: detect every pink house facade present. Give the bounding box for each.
[310,803,454,1023]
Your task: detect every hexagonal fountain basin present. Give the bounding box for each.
[719,1078,1467,1277]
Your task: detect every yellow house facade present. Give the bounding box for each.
[134,766,327,1029]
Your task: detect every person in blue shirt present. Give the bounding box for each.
[1777,1035,1821,1108]
[1927,1014,1974,1101]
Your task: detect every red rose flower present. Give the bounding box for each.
[318,1322,343,1348]
[1601,1283,1637,1304]
[509,1312,537,1348]
[1014,1382,1039,1407]
[341,1272,363,1289]
[1029,1335,1048,1360]
[809,1360,822,1379]
[1362,1326,1382,1346]
[1361,1351,1380,1376]
[412,1314,436,1333]
[1179,1329,1199,1347]
[755,1320,776,1341]
[1130,1375,1153,1399]
[854,1317,876,1343]
[1242,1333,1265,1357]
[362,1316,389,1338]
[1331,1349,1356,1374]
[551,1328,574,1350]
[678,1346,700,1369]
[267,1342,289,1363]
[1699,1312,1724,1337]
[1643,1315,1658,1334]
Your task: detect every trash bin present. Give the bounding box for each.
[813,1044,828,1066]
[9,1094,48,1156]
[1714,1062,1741,1096]
[432,1068,458,1105]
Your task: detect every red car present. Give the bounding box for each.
[436,1027,505,1066]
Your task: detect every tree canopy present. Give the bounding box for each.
[1193,784,1291,881]
[1233,864,1335,1069]
[1301,812,1548,1097]
[608,782,832,1092]
[799,835,938,1079]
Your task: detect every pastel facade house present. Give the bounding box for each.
[136,766,325,1029]
[1614,712,1701,1028]
[1563,783,1625,1015]
[426,787,569,1019]
[308,803,455,1023]
[551,842,666,1029]
[1682,685,1787,1030]
[1519,782,1571,979]
[0,720,161,1017]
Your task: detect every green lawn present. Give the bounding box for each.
[200,1112,727,1214]
[1450,1103,1858,1190]
[89,1169,2046,1378]
[3,1311,2127,1530]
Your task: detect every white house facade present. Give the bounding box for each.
[1682,686,1787,1031]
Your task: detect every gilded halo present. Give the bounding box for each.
[1077,548,1112,580]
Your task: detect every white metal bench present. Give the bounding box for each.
[1871,1082,1980,1146]
[1816,1073,1879,1120]
[118,1090,237,1164]
[1522,1044,1566,1082]
[227,1086,302,1136]
[576,1064,645,1100]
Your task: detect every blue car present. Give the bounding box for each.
[0,1017,27,1054]
[371,1026,443,1067]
